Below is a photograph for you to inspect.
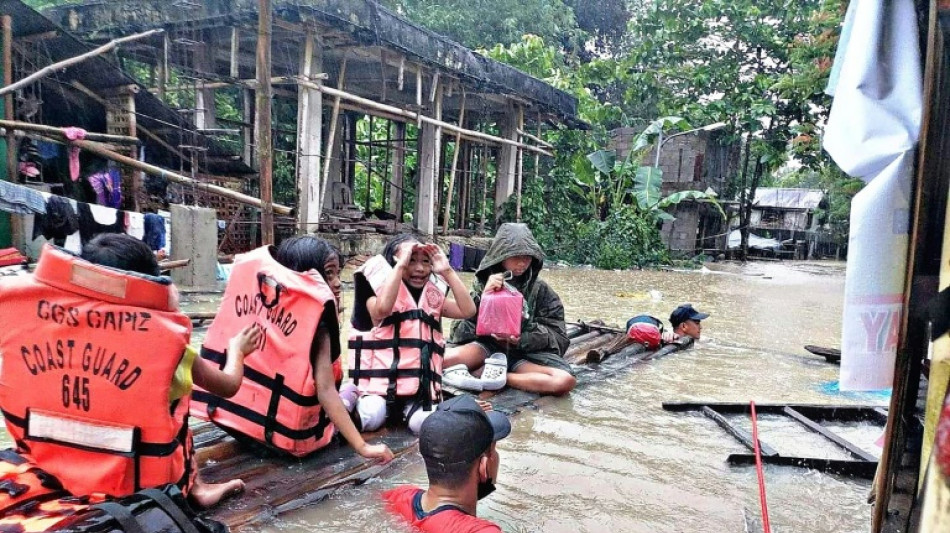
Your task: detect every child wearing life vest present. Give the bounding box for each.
[190,236,394,463]
[348,234,477,434]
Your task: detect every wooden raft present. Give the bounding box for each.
[196,321,693,530]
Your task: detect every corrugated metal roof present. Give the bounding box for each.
[752,188,825,210]
[0,0,251,175]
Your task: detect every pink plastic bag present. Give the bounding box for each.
[476,286,524,338]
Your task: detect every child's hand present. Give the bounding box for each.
[477,400,493,412]
[426,245,451,274]
[231,324,263,357]
[394,242,416,271]
[483,273,506,293]
[357,442,394,464]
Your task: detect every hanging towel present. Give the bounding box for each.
[62,127,87,182]
[143,212,166,251]
[0,181,46,215]
[127,211,145,240]
[449,242,464,270]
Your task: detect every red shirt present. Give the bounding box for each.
[383,485,502,533]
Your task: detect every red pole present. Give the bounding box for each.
[750,401,772,533]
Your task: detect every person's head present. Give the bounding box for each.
[669,303,709,340]
[501,255,532,277]
[419,396,511,499]
[381,233,431,290]
[477,223,545,284]
[275,236,344,303]
[81,233,160,277]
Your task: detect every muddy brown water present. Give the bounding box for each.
[258,261,879,533]
[2,261,882,532]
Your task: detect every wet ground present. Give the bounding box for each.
[253,260,882,532]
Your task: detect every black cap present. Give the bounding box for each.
[670,303,710,329]
[419,396,511,468]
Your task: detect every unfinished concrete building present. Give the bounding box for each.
[47,0,581,250]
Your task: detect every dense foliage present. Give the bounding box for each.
[21,0,852,268]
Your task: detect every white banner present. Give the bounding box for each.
[823,0,922,390]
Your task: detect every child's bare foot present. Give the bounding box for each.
[189,479,245,508]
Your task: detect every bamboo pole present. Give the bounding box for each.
[297,80,553,158]
[2,16,12,184]
[256,0,275,245]
[73,138,291,214]
[0,119,139,145]
[441,91,465,235]
[517,127,554,150]
[0,29,163,98]
[315,56,347,228]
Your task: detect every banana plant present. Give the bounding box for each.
[585,116,726,222]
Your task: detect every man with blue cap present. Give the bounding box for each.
[384,395,511,532]
[669,303,710,341]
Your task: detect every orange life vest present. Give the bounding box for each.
[0,244,192,498]
[190,246,340,457]
[348,255,446,409]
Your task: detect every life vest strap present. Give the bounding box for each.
[200,348,321,407]
[191,391,331,442]
[380,309,442,333]
[140,488,202,533]
[348,367,443,382]
[346,338,446,353]
[95,501,148,533]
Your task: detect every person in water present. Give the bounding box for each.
[348,233,476,434]
[444,223,576,396]
[666,303,709,342]
[81,234,253,508]
[384,395,510,533]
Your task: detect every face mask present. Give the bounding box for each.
[477,477,496,500]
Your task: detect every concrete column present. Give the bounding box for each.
[296,33,322,233]
[416,85,442,235]
[170,205,218,289]
[194,41,217,130]
[324,118,344,210]
[494,103,522,219]
[389,121,406,219]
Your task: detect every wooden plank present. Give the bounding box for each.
[700,406,779,456]
[727,454,878,480]
[663,402,888,422]
[782,406,878,462]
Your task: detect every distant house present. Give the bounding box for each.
[743,187,835,259]
[609,128,741,255]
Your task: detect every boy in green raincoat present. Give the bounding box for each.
[444,223,576,396]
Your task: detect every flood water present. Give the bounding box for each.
[0,260,876,531]
[253,260,882,533]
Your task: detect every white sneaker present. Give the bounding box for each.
[480,353,508,391]
[442,364,484,392]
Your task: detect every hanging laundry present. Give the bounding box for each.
[143,212,166,251]
[35,195,78,240]
[62,127,87,182]
[77,202,126,244]
[126,211,145,240]
[0,181,46,215]
[449,242,464,270]
[86,167,122,208]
